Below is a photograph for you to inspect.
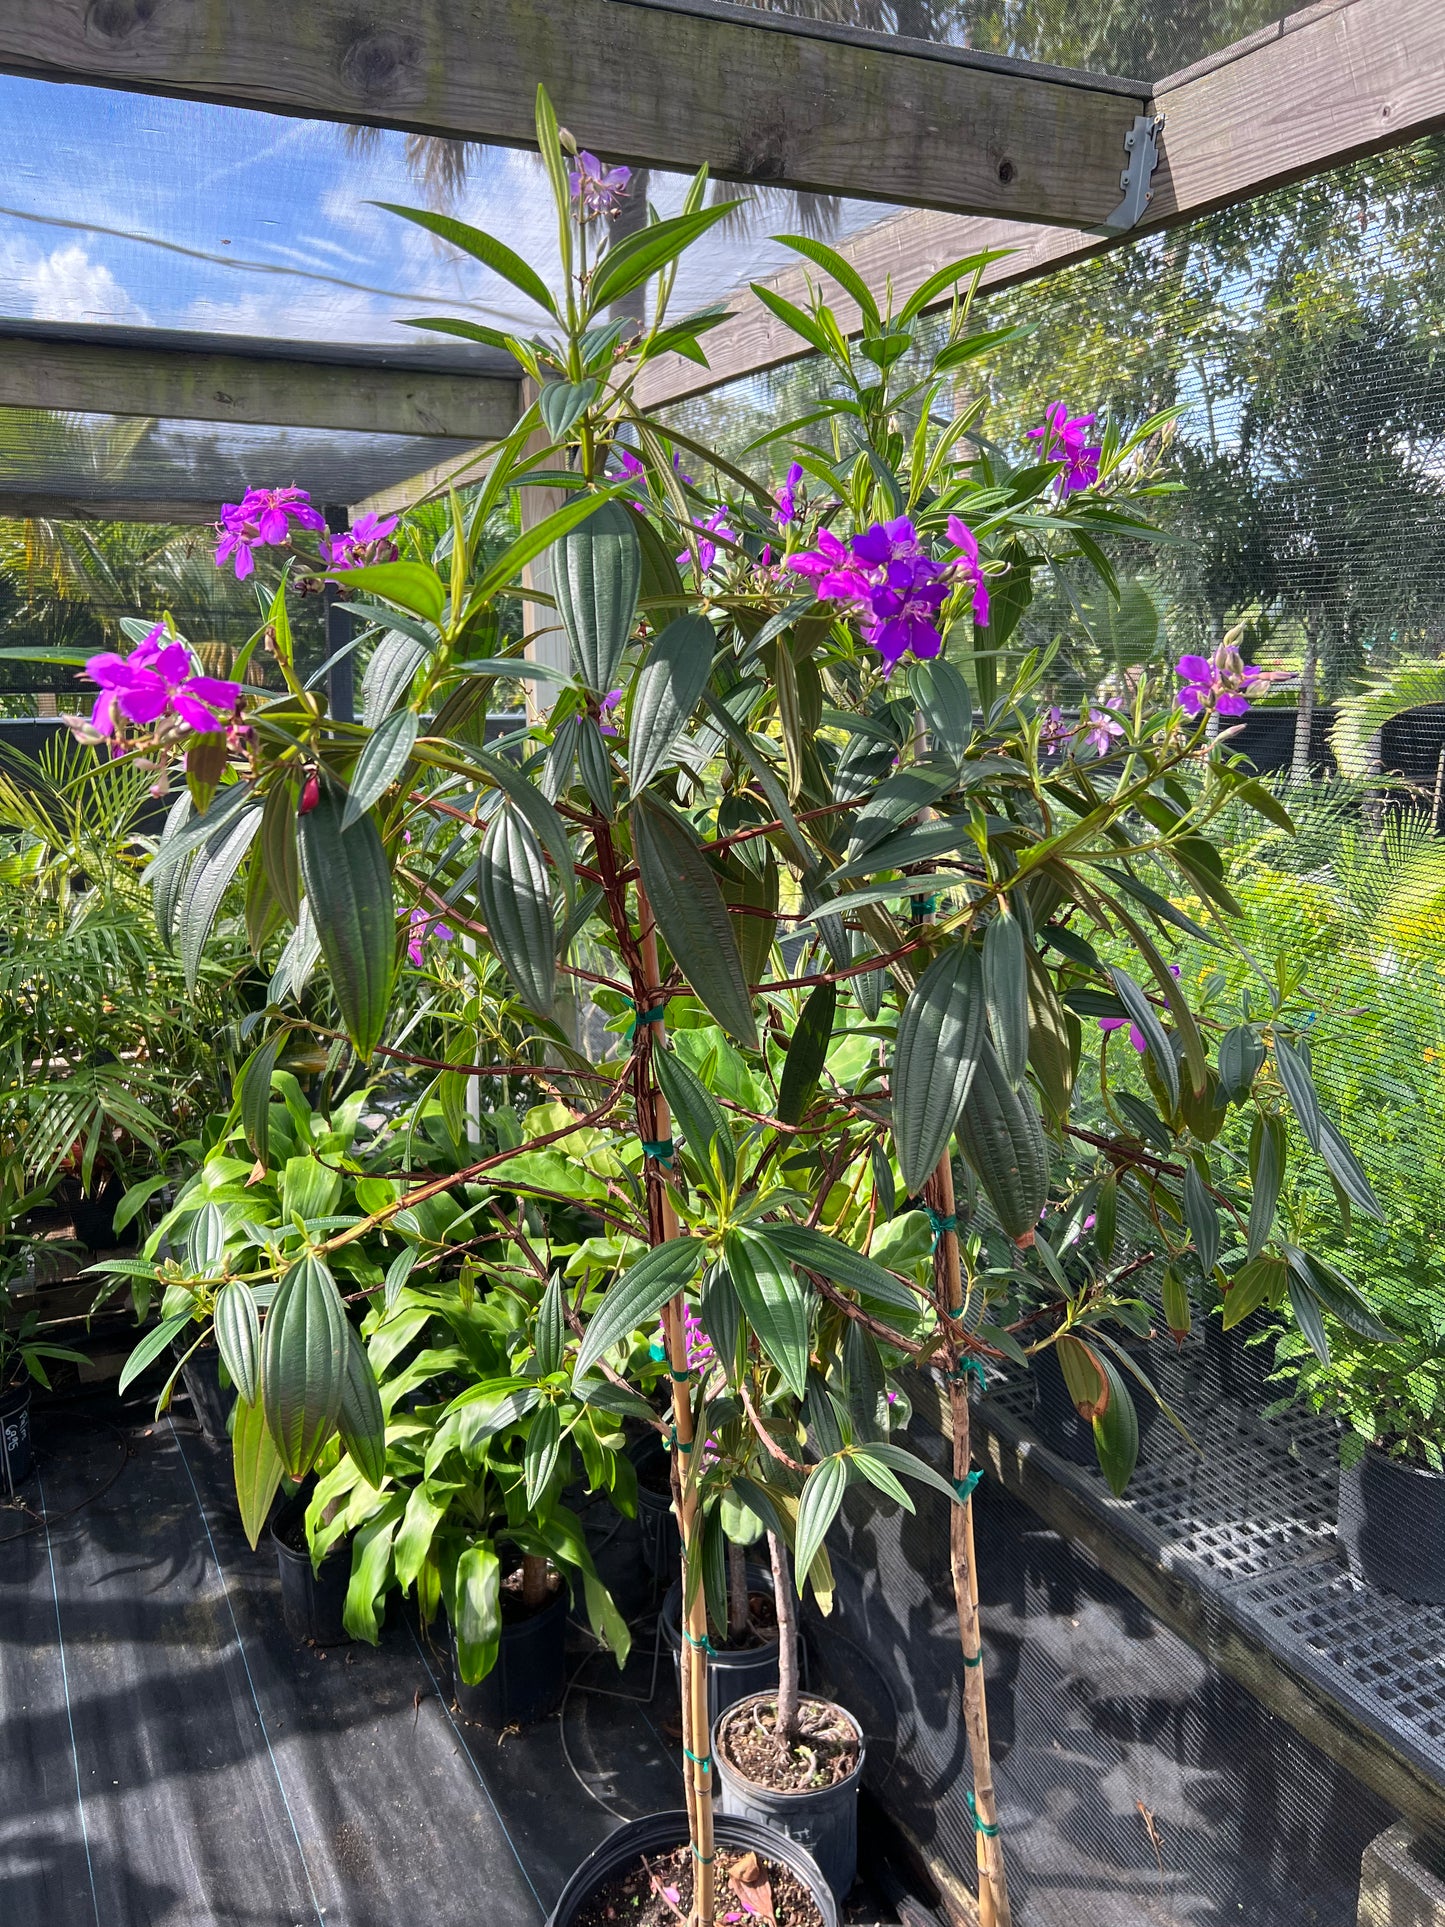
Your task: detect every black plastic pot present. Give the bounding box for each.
[449,1580,567,1727]
[1339,1445,1445,1605]
[1203,1304,1278,1400]
[713,1693,865,1901]
[661,1565,789,1732]
[0,1378,33,1491]
[545,1809,838,1927]
[56,1172,130,1251]
[1033,1339,1158,1468]
[627,1431,681,1582]
[174,1342,234,1448]
[271,1495,351,1645]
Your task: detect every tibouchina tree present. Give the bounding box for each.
[102,89,1390,1927]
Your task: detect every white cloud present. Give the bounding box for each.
[0,236,151,325]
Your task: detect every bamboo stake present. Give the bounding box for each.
[637,896,716,1927]
[930,1150,1012,1927]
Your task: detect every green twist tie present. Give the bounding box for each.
[684,1748,713,1772]
[669,1367,693,1383]
[642,1137,675,1166]
[955,1469,984,1503]
[910,893,939,921]
[691,1847,716,1864]
[963,1650,984,1668]
[684,1627,718,1656]
[926,1206,957,1251]
[945,1357,989,1388]
[626,1000,668,1038]
[968,1792,1000,1838]
[669,1427,693,1453]
[648,1340,667,1362]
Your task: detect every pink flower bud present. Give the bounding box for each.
[299,772,320,815]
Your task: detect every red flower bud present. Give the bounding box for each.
[299,772,320,815]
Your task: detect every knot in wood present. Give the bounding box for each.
[341,28,418,100]
[85,0,159,42]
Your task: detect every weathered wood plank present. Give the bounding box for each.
[0,334,520,439]
[0,0,1145,226]
[638,0,1445,410]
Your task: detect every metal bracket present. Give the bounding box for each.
[1099,112,1164,233]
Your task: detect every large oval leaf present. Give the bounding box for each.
[573,1238,704,1381]
[892,944,985,1194]
[552,499,640,693]
[261,1254,348,1479]
[297,785,397,1060]
[214,1281,261,1406]
[628,613,715,795]
[631,794,756,1047]
[727,1230,810,1399]
[337,1321,387,1489]
[477,802,557,1017]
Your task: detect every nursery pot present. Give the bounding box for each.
[713,1692,866,1902]
[56,1172,129,1251]
[1034,1339,1158,1468]
[627,1430,681,1582]
[0,1378,33,1490]
[661,1564,789,1732]
[545,1809,838,1927]
[1338,1445,1445,1605]
[449,1579,567,1728]
[174,1341,234,1449]
[271,1495,351,1645]
[1203,1304,1278,1400]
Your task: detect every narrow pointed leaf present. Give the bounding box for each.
[1090,1352,1140,1495]
[214,1282,261,1406]
[628,613,716,795]
[1109,967,1178,1113]
[983,911,1029,1089]
[728,1231,810,1399]
[631,795,756,1046]
[477,803,557,1016]
[892,944,985,1193]
[794,1455,848,1595]
[239,1032,284,1165]
[552,499,640,693]
[338,1322,387,1489]
[298,786,397,1059]
[765,1223,919,1313]
[1182,1161,1219,1278]
[908,656,973,763]
[524,1399,562,1508]
[654,1046,735,1186]
[776,982,836,1127]
[232,1394,286,1551]
[377,203,558,317]
[1286,1269,1331,1366]
[1273,1036,1323,1150]
[1318,1115,1384,1220]
[119,1312,194,1395]
[343,709,419,828]
[573,1238,703,1380]
[1218,1025,1266,1103]
[1283,1246,1398,1343]
[261,1255,348,1479]
[179,805,263,989]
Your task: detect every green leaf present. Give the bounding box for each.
[261,1255,348,1479]
[727,1230,810,1399]
[338,1322,387,1489]
[654,1045,735,1187]
[477,803,557,1017]
[775,233,880,324]
[698,1261,742,1374]
[239,1032,284,1166]
[151,788,193,949]
[524,1399,562,1508]
[631,795,756,1047]
[892,944,986,1194]
[776,982,836,1127]
[1318,1115,1384,1221]
[1286,1269,1330,1366]
[1182,1162,1219,1278]
[845,761,957,859]
[1247,1111,1285,1261]
[282,1152,343,1223]
[539,378,599,441]
[1282,1247,1399,1343]
[376,202,558,317]
[551,498,641,694]
[343,709,419,829]
[908,657,973,763]
[363,628,431,725]
[330,560,446,626]
[982,911,1029,1090]
[1217,1024,1265,1102]
[214,1282,261,1406]
[1222,1254,1286,1329]
[232,1394,286,1551]
[858,1439,965,1509]
[589,203,741,312]
[298,786,398,1060]
[179,805,263,989]
[1109,967,1178,1113]
[628,613,715,795]
[794,1455,848,1595]
[1273,1036,1323,1151]
[119,1311,193,1395]
[1091,1352,1140,1496]
[748,283,839,362]
[573,1238,704,1380]
[471,749,576,900]
[393,1482,450,1591]
[343,1495,405,1644]
[765,1223,919,1314]
[828,818,968,885]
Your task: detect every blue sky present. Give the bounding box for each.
[0,74,898,350]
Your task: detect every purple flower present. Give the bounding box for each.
[1078,704,1125,759]
[1099,1016,1149,1052]
[598,688,623,737]
[1039,704,1072,750]
[654,1310,714,1373]
[322,512,399,570]
[1176,641,1263,719]
[946,515,991,627]
[569,151,632,220]
[407,906,455,968]
[215,486,326,579]
[81,624,241,739]
[774,462,804,527]
[678,508,735,575]
[1028,404,1101,498]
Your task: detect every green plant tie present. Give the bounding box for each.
[690,1847,716,1864]
[946,1357,989,1388]
[669,1367,693,1382]
[642,1137,675,1166]
[669,1427,693,1453]
[910,893,939,921]
[626,1000,668,1038]
[683,1627,718,1656]
[926,1206,957,1250]
[963,1650,984,1668]
[967,1792,1000,1838]
[648,1340,667,1362]
[684,1747,713,1773]
[954,1469,984,1503]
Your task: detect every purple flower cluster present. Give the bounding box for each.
[322,512,399,571]
[678,508,735,576]
[774,462,804,528]
[569,151,632,220]
[785,514,988,674]
[1039,703,1124,760]
[215,486,326,580]
[653,1308,714,1374]
[407,906,455,967]
[1027,404,1101,498]
[81,624,241,739]
[1176,639,1263,718]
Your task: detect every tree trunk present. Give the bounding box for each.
[727,1538,750,1645]
[520,1553,550,1609]
[1292,623,1319,784]
[767,1531,801,1747]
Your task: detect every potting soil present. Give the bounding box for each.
[568,1843,821,1927]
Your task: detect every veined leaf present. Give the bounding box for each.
[1109,967,1178,1113]
[589,203,741,310]
[477,803,557,1017]
[1218,1025,1265,1103]
[776,982,836,1127]
[983,910,1029,1090]
[338,1322,386,1489]
[1182,1161,1219,1278]
[118,1311,194,1395]
[892,944,986,1194]
[1318,1115,1384,1221]
[214,1282,261,1406]
[1283,1246,1399,1343]
[631,795,756,1047]
[298,786,397,1060]
[377,203,557,317]
[232,1395,286,1551]
[764,1223,919,1313]
[1222,1253,1286,1329]
[343,709,418,828]
[539,378,599,441]
[551,499,640,694]
[261,1254,348,1479]
[1247,1111,1285,1261]
[908,657,973,763]
[794,1455,848,1595]
[1090,1352,1140,1495]
[628,613,715,795]
[179,804,263,989]
[524,1399,562,1508]
[451,1540,503,1686]
[654,1046,735,1187]
[239,1032,284,1166]
[328,560,446,626]
[727,1229,809,1398]
[573,1238,704,1380]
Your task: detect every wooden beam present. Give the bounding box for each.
[0,333,521,440]
[638,0,1445,411]
[0,0,1147,227]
